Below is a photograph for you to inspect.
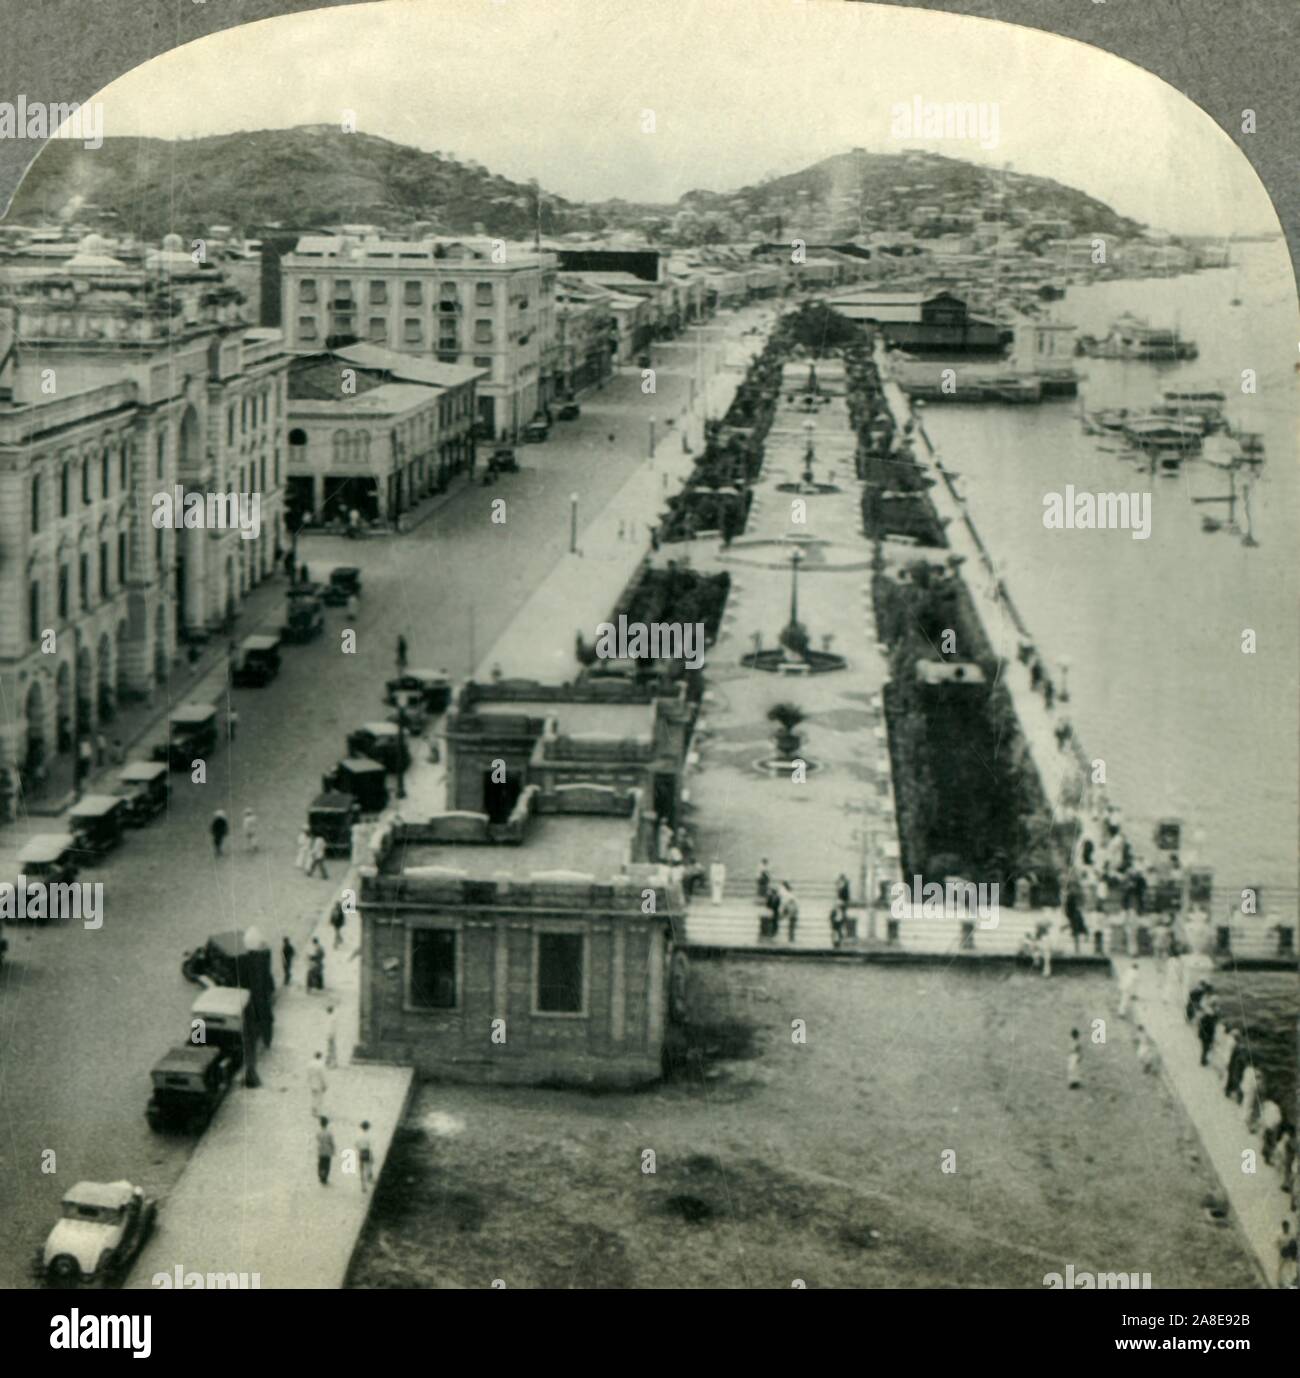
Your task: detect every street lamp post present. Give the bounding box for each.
[648,416,656,459]
[569,493,579,554]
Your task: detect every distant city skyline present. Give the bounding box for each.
[80,0,1280,238]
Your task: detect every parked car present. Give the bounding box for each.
[180,931,274,1054]
[68,794,128,858]
[12,834,80,921]
[190,985,259,1084]
[321,759,389,815]
[523,420,549,443]
[114,761,170,824]
[384,668,453,715]
[346,721,411,774]
[145,1045,233,1134]
[283,587,325,643]
[322,566,362,607]
[489,446,519,473]
[152,702,220,770]
[308,791,362,855]
[33,1180,157,1285]
[558,401,581,420]
[231,633,282,687]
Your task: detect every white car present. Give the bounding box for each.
[36,1180,157,1285]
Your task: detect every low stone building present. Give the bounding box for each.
[355,783,683,1086]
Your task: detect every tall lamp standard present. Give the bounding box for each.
[569,493,579,554]
[648,415,656,459]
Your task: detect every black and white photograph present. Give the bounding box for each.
[0,0,1295,1331]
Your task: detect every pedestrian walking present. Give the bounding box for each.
[316,1116,336,1186]
[284,549,296,580]
[357,1121,375,1192]
[324,1005,339,1069]
[77,736,94,785]
[764,886,782,940]
[306,941,325,994]
[1067,1029,1083,1089]
[242,807,259,853]
[835,872,851,910]
[95,731,107,767]
[1197,997,1219,1066]
[295,827,312,871]
[756,857,771,898]
[329,900,346,949]
[1278,1220,1298,1290]
[299,562,309,585]
[1135,1024,1156,1074]
[228,709,239,743]
[307,1053,327,1117]
[709,857,726,905]
[210,809,229,857]
[306,833,329,879]
[396,634,409,673]
[345,592,358,619]
[281,935,296,987]
[781,883,799,944]
[829,904,845,947]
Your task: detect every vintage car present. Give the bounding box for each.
[190,985,260,1085]
[488,446,519,473]
[308,791,362,855]
[384,668,452,715]
[522,419,550,444]
[180,932,274,1055]
[557,401,581,420]
[68,794,128,858]
[34,1180,157,1285]
[346,721,411,774]
[231,633,283,687]
[283,586,325,643]
[145,1045,233,1134]
[115,761,170,824]
[384,689,428,736]
[152,702,219,770]
[321,566,362,607]
[321,759,389,815]
[13,834,80,919]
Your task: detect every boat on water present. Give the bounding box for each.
[1150,387,1230,434]
[1076,313,1199,361]
[1121,418,1203,471]
[1081,407,1131,436]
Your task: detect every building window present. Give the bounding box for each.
[101,448,110,499]
[60,463,70,515]
[155,526,165,573]
[118,532,128,584]
[120,446,129,490]
[368,317,387,343]
[260,456,267,491]
[403,281,422,307]
[403,318,422,345]
[30,473,41,532]
[334,279,353,302]
[298,316,319,343]
[241,398,248,434]
[79,552,90,610]
[473,319,493,345]
[57,566,69,620]
[439,282,459,309]
[475,281,494,306]
[29,581,40,643]
[228,407,235,446]
[261,391,269,425]
[409,928,458,1010]
[99,542,110,598]
[300,279,318,304]
[369,280,388,306]
[473,356,492,369]
[535,931,586,1014]
[156,434,166,478]
[82,458,91,505]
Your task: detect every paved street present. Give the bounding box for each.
[0,309,768,1286]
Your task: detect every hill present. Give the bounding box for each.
[4,126,603,240]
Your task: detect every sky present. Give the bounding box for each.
[86,0,1281,237]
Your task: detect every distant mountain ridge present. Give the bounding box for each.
[4,126,1147,247]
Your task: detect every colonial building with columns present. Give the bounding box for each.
[0,234,291,818]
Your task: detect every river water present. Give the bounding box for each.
[916,242,1297,1108]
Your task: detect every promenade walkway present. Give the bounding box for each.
[1130,958,1292,1287]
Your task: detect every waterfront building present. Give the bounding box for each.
[554,276,616,397]
[356,674,692,1087]
[828,288,1011,354]
[279,234,557,442]
[285,344,483,523]
[0,236,291,816]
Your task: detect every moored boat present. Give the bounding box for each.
[1076,313,1198,361]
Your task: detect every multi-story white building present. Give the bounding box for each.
[0,234,290,816]
[279,235,558,442]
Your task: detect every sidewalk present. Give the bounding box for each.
[123,872,413,1289]
[1130,959,1291,1287]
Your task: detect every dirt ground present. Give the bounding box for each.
[346,958,1262,1289]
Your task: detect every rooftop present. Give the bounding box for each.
[381,813,634,881]
[473,699,653,739]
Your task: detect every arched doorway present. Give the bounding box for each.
[24,680,46,777]
[55,662,73,755]
[154,602,170,686]
[75,645,94,744]
[97,631,115,722]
